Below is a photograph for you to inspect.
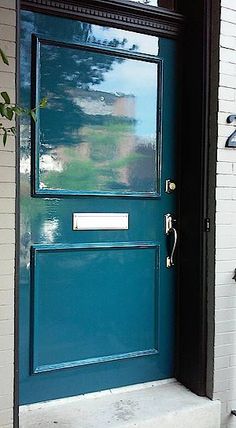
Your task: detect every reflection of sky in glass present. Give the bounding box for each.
[90,27,159,56]
[21,11,159,88]
[131,0,158,5]
[20,10,160,194]
[37,46,158,193]
[93,59,157,137]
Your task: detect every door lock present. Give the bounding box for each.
[165,179,176,193]
[165,214,177,268]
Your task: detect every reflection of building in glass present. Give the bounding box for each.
[69,88,139,187]
[20,85,156,193]
[71,89,135,118]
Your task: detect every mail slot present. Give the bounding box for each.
[73,213,129,230]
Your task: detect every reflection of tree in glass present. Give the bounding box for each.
[21,13,156,194]
[20,13,137,131]
[37,43,155,192]
[129,141,157,192]
[39,46,137,146]
[43,120,146,192]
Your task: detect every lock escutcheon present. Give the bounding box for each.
[165,179,176,193]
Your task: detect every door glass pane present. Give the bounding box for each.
[123,0,175,9]
[37,42,159,195]
[131,0,158,6]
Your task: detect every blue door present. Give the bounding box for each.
[20,10,179,404]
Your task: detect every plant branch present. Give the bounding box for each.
[0,48,47,145]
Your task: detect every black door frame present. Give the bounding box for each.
[14,0,220,425]
[175,0,220,397]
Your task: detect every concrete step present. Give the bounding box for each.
[19,380,221,428]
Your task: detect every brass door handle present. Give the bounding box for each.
[165,214,177,268]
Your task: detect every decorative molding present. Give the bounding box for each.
[21,0,184,38]
[31,34,163,198]
[34,349,159,374]
[30,242,160,374]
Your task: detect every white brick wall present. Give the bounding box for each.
[0,0,16,427]
[214,1,236,427]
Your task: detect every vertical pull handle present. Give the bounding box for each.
[165,214,177,268]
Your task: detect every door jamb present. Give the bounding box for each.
[14,1,20,427]
[175,0,220,396]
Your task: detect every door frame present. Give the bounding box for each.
[175,0,220,398]
[14,0,220,424]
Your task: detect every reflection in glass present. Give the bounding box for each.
[125,0,175,9]
[90,26,159,56]
[37,44,158,194]
[130,0,158,5]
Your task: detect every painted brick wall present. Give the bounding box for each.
[214,1,236,427]
[0,0,16,427]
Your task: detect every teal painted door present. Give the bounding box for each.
[20,10,179,404]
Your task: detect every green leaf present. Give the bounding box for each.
[6,107,13,120]
[31,110,37,122]
[0,104,4,117]
[12,105,25,115]
[0,103,7,118]
[0,48,9,65]
[39,97,48,108]
[3,129,7,146]
[1,91,10,104]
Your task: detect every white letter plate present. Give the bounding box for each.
[73,213,129,230]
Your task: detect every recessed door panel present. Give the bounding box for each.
[32,244,159,373]
[20,10,179,404]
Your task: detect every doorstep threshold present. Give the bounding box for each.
[19,379,221,428]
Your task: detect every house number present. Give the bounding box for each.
[225,115,236,148]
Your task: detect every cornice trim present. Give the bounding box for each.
[21,0,184,38]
